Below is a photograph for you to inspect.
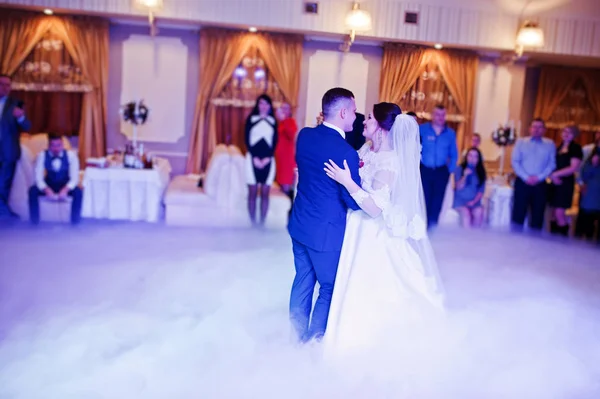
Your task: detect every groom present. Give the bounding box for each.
[288,87,362,343]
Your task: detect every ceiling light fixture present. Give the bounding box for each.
[515,21,544,57]
[340,2,372,52]
[43,8,53,15]
[434,43,443,50]
[133,0,163,36]
[248,27,258,33]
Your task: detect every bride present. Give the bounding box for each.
[322,103,445,360]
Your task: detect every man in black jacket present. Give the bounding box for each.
[0,74,31,220]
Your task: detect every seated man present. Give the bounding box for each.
[28,134,82,225]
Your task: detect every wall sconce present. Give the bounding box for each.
[340,2,372,52]
[133,0,163,36]
[515,21,544,57]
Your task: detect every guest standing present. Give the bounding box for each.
[575,146,600,243]
[548,125,583,236]
[245,94,278,227]
[0,74,31,221]
[461,133,483,160]
[28,134,82,225]
[510,118,556,232]
[275,102,298,217]
[453,147,487,228]
[581,131,600,164]
[419,104,458,228]
[345,112,366,151]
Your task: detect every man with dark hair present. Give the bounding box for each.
[345,112,366,151]
[511,117,556,232]
[28,134,82,225]
[419,104,458,228]
[288,87,361,343]
[0,73,31,220]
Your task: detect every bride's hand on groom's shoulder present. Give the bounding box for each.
[324,159,352,186]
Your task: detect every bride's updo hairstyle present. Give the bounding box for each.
[373,102,402,131]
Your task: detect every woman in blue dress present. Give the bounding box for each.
[453,147,487,227]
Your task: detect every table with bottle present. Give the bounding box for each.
[81,144,172,222]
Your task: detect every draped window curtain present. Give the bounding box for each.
[10,30,89,135]
[213,47,287,153]
[185,28,303,174]
[0,9,109,164]
[533,65,600,145]
[379,44,478,153]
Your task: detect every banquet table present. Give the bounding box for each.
[81,157,171,222]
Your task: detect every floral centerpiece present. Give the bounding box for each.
[492,123,516,146]
[120,100,149,146]
[492,121,520,177]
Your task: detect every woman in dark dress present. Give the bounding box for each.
[245,94,278,226]
[549,125,583,236]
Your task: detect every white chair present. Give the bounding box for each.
[164,144,247,227]
[164,144,290,228]
[38,196,73,223]
[8,134,78,222]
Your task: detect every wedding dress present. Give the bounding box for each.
[323,115,446,363]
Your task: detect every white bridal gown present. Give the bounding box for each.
[323,146,445,364]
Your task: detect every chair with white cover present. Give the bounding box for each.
[8,134,78,222]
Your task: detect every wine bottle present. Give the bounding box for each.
[124,143,135,168]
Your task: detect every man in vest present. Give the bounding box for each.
[28,134,82,225]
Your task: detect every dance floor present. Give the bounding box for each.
[0,221,599,398]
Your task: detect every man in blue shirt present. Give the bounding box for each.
[419,104,458,228]
[510,118,556,231]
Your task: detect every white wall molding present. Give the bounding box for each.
[119,34,188,144]
[3,0,600,58]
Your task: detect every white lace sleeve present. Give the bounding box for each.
[349,170,394,218]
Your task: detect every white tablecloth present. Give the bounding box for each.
[486,183,513,228]
[82,158,171,222]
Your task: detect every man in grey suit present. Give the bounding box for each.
[0,74,31,220]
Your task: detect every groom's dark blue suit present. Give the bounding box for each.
[288,123,361,342]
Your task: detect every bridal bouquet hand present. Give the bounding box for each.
[324,159,353,187]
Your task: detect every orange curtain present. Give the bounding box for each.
[379,44,478,152]
[534,66,600,147]
[533,66,580,121]
[0,10,52,75]
[0,10,108,163]
[10,90,83,135]
[186,29,303,173]
[580,69,600,124]
[435,50,479,151]
[379,44,430,104]
[254,33,303,108]
[186,29,254,174]
[50,16,109,163]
